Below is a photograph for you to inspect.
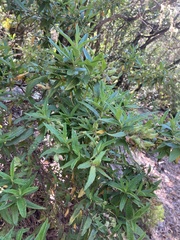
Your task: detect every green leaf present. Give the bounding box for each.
[84,166,96,191]
[125,200,134,220]
[28,134,44,156]
[100,118,119,125]
[0,227,14,240]
[5,126,26,141]
[71,156,81,169]
[133,204,150,220]
[128,174,143,191]
[3,189,19,196]
[11,204,19,225]
[75,24,80,46]
[61,159,75,169]
[57,27,75,46]
[81,217,92,236]
[0,209,13,225]
[83,48,92,61]
[88,229,97,240]
[16,228,29,240]
[13,179,29,185]
[107,131,126,138]
[41,147,69,157]
[72,129,80,155]
[0,202,14,211]
[96,167,112,180]
[26,200,46,210]
[25,236,34,240]
[34,219,49,240]
[126,221,134,240]
[49,38,69,58]
[10,159,15,180]
[43,123,65,143]
[119,194,128,211]
[135,226,146,240]
[0,57,10,65]
[79,33,88,46]
[81,102,99,118]
[0,102,7,110]
[108,181,124,192]
[0,171,11,180]
[26,76,48,96]
[17,198,27,218]
[169,148,180,162]
[69,207,82,225]
[65,78,79,90]
[6,128,34,146]
[14,0,27,11]
[78,161,91,169]
[22,186,38,196]
[92,151,106,166]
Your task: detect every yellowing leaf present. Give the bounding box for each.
[70,186,76,196]
[31,36,35,45]
[96,129,105,135]
[78,188,85,198]
[2,18,12,31]
[36,84,50,90]
[8,113,12,126]
[14,72,29,81]
[64,208,70,217]
[175,156,180,164]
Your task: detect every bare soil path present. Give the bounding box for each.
[133,151,180,240]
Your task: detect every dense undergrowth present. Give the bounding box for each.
[0,1,180,239]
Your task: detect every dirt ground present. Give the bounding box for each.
[133,151,180,240]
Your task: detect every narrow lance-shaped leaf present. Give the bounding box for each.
[107,131,126,138]
[57,27,75,46]
[81,217,92,236]
[5,128,34,146]
[43,123,65,143]
[14,0,27,11]
[92,151,106,166]
[22,186,38,196]
[84,166,96,191]
[119,194,128,212]
[10,159,15,180]
[96,167,112,180]
[78,33,88,46]
[78,161,91,169]
[0,102,7,110]
[16,228,29,240]
[0,209,13,225]
[1,227,14,240]
[80,101,100,118]
[0,171,11,180]
[26,199,46,210]
[83,48,92,61]
[75,24,80,46]
[11,204,19,225]
[169,148,180,162]
[17,198,27,218]
[34,219,49,240]
[69,206,82,225]
[72,129,80,155]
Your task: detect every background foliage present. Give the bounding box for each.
[0,0,179,239]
